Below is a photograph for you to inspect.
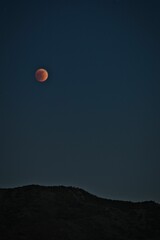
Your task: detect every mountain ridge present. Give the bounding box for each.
[0,185,160,240]
[0,184,158,204]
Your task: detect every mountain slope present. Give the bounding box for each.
[0,185,160,240]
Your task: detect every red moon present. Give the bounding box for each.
[35,68,48,82]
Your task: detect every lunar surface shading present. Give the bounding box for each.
[35,68,48,82]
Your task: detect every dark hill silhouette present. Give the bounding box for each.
[0,185,160,240]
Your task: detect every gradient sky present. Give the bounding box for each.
[0,0,160,202]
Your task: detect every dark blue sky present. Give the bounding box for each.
[1,0,160,202]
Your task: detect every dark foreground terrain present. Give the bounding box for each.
[0,185,160,240]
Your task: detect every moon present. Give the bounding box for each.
[35,68,48,82]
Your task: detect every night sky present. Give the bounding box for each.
[1,0,160,202]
